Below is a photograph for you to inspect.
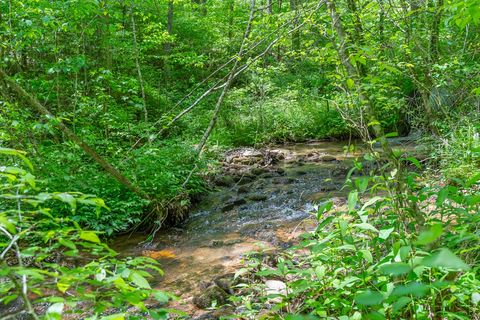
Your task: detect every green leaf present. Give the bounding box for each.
[23,172,36,188]
[354,223,379,233]
[466,173,480,187]
[57,280,70,293]
[436,187,449,206]
[316,216,334,231]
[101,314,125,320]
[399,246,411,261]
[356,55,367,65]
[315,265,326,279]
[379,228,394,240]
[316,201,333,220]
[355,177,369,193]
[385,132,399,138]
[365,312,385,320]
[360,249,373,263]
[1,294,18,305]
[79,231,101,244]
[354,291,384,306]
[0,214,17,234]
[378,263,411,276]
[78,197,109,210]
[392,296,411,314]
[405,157,422,169]
[392,282,429,297]
[130,271,151,289]
[54,193,77,210]
[421,249,470,270]
[15,269,45,280]
[153,291,170,304]
[348,191,358,212]
[361,196,383,211]
[58,238,76,250]
[0,147,33,171]
[416,224,442,245]
[346,78,355,89]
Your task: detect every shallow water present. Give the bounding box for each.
[111,138,417,308]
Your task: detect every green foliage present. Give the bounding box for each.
[0,148,175,319]
[211,63,350,146]
[232,154,480,319]
[429,116,480,182]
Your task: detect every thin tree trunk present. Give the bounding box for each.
[99,0,113,70]
[167,1,174,35]
[131,5,148,122]
[346,0,366,76]
[325,0,394,157]
[267,0,273,14]
[430,0,444,63]
[200,0,207,16]
[326,0,425,226]
[290,0,300,50]
[196,0,256,154]
[0,69,148,199]
[378,0,385,45]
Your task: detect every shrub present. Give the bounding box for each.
[0,148,176,319]
[232,153,480,319]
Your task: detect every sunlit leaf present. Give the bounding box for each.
[130,271,151,289]
[416,224,442,245]
[421,249,470,270]
[79,231,101,244]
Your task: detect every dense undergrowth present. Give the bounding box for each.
[0,148,177,319]
[229,137,480,319]
[0,0,423,234]
[1,0,480,318]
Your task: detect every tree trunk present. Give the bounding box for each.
[430,0,444,63]
[131,6,148,122]
[378,0,385,45]
[200,0,207,16]
[196,0,256,154]
[99,0,113,70]
[167,1,174,34]
[164,0,174,54]
[290,0,300,51]
[325,0,394,157]
[346,0,366,76]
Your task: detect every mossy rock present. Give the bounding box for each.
[214,175,235,187]
[247,194,268,201]
[193,285,229,309]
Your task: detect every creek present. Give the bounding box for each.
[112,138,415,316]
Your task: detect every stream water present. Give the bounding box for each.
[112,138,416,315]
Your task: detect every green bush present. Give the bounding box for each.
[232,154,480,319]
[429,116,480,182]
[0,148,177,319]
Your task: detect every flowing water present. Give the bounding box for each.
[112,138,417,314]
